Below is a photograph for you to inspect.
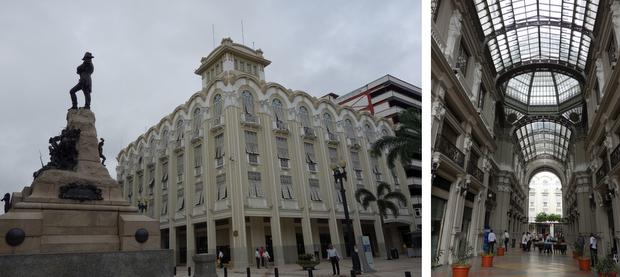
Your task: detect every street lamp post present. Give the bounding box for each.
[333,162,361,274]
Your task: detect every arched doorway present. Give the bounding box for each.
[528,171,563,237]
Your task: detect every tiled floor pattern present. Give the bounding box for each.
[432,250,597,277]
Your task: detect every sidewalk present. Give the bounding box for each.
[175,257,420,277]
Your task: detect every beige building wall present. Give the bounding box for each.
[116,38,415,269]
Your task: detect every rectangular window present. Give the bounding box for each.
[161,198,168,215]
[351,151,362,179]
[477,85,486,109]
[176,154,184,183]
[328,147,338,164]
[215,133,224,167]
[177,189,184,211]
[370,155,381,182]
[248,172,263,197]
[276,137,290,168]
[245,131,259,164]
[216,174,227,200]
[161,162,169,190]
[194,145,202,176]
[147,167,155,196]
[194,182,204,206]
[456,42,469,74]
[309,178,321,201]
[280,175,294,199]
[305,143,317,172]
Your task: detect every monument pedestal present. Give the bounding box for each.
[0,109,173,276]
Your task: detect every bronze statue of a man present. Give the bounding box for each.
[69,52,94,110]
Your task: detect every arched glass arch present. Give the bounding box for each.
[515,120,572,162]
[475,0,599,74]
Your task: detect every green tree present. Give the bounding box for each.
[371,108,421,167]
[535,212,548,222]
[355,182,407,259]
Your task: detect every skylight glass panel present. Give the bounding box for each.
[475,0,599,74]
[515,120,572,162]
[504,71,581,106]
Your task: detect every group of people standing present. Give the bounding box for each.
[254,247,271,269]
[485,229,510,254]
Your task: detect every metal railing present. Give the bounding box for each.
[611,144,620,169]
[435,136,465,168]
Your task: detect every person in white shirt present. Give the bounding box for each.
[503,230,510,252]
[255,248,261,269]
[218,249,224,268]
[590,234,598,266]
[521,232,528,251]
[326,244,341,275]
[488,229,497,254]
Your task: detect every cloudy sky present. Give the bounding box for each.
[0,0,420,205]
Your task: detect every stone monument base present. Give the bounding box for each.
[0,249,174,277]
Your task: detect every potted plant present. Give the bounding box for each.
[497,246,505,256]
[481,251,494,267]
[578,251,591,271]
[450,243,474,277]
[594,257,618,277]
[296,253,320,270]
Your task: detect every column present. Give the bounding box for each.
[594,191,611,256]
[373,216,387,258]
[270,217,285,266]
[431,89,446,148]
[438,177,466,264]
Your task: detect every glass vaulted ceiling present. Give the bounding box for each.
[474,0,600,163]
[516,120,571,162]
[505,71,581,106]
[475,0,599,74]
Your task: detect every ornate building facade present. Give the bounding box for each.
[431,0,620,266]
[116,38,415,268]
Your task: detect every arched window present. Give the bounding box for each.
[365,123,376,142]
[344,119,355,138]
[176,119,184,140]
[323,113,335,133]
[192,108,202,137]
[299,106,311,128]
[381,128,389,137]
[242,91,254,115]
[213,94,222,117]
[161,128,169,147]
[272,99,284,121]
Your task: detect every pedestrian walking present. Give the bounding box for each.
[255,248,261,269]
[488,229,497,254]
[590,233,598,266]
[326,244,341,276]
[503,230,510,252]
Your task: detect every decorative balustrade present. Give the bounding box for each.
[436,136,465,168]
[596,164,608,184]
[471,167,484,182]
[302,126,316,139]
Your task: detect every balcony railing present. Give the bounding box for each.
[596,164,608,184]
[302,126,316,139]
[469,166,484,182]
[273,120,289,133]
[326,132,338,142]
[436,136,464,168]
[611,144,620,169]
[210,116,224,131]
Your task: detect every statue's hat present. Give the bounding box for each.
[82,52,94,60]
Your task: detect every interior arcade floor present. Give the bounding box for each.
[431,250,595,277]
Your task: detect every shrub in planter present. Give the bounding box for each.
[296,253,320,270]
[578,256,591,271]
[594,257,618,277]
[497,247,505,256]
[450,243,473,277]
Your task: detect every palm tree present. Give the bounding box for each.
[371,108,421,167]
[355,182,408,259]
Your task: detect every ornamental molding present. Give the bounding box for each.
[497,184,512,192]
[432,100,446,120]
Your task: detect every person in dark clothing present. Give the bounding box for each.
[1,193,10,213]
[98,138,106,165]
[69,52,94,110]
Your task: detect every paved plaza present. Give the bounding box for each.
[175,257,420,277]
[432,250,604,277]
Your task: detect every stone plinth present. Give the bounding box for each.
[0,250,174,277]
[0,108,162,256]
[193,254,217,277]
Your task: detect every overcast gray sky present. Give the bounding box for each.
[0,0,420,204]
